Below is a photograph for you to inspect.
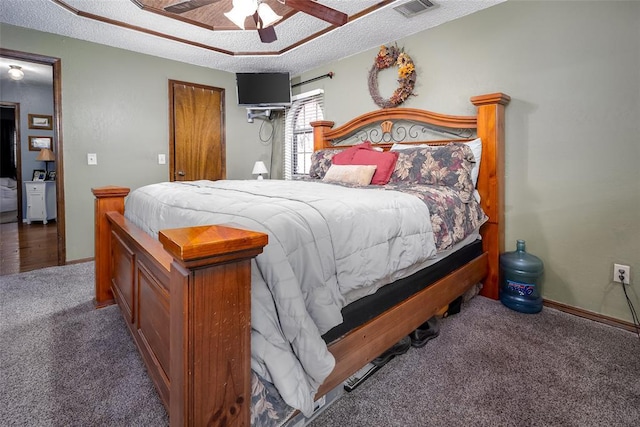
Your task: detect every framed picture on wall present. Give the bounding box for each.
[28,114,53,130]
[32,169,46,181]
[29,136,52,151]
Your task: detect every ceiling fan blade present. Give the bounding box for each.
[164,0,220,14]
[253,11,277,43]
[285,0,348,27]
[257,26,277,43]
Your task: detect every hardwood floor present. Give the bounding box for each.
[0,221,58,275]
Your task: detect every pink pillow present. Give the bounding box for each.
[349,149,399,185]
[332,141,372,164]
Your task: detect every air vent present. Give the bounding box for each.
[393,0,435,18]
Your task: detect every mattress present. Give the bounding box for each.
[323,237,483,343]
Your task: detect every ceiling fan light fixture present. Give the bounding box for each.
[256,2,281,28]
[225,0,258,29]
[8,65,24,81]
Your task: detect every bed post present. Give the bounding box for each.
[311,120,335,150]
[471,93,510,300]
[160,226,268,427]
[92,186,130,308]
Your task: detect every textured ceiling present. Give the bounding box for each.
[1,0,505,75]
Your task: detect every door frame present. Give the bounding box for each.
[0,48,66,265]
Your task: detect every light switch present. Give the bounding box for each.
[158,154,166,165]
[87,153,97,165]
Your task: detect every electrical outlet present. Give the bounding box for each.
[613,263,630,285]
[87,153,97,165]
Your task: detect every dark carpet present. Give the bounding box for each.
[1,262,639,426]
[0,262,167,426]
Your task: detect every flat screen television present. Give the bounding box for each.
[236,72,292,107]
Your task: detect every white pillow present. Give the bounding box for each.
[465,138,482,187]
[322,164,377,186]
[390,143,430,151]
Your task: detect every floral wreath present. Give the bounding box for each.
[368,44,416,108]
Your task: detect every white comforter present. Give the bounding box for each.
[124,179,436,415]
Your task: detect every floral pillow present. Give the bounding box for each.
[389,143,475,202]
[308,148,341,179]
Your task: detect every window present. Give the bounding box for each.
[284,89,324,179]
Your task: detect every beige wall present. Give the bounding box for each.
[0,24,272,260]
[297,1,640,322]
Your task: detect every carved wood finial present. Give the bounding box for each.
[381,120,393,134]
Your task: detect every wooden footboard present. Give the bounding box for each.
[93,187,268,426]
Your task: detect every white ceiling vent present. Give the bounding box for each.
[393,0,435,18]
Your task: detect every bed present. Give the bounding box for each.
[0,177,18,222]
[92,92,509,426]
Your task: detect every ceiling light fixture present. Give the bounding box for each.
[225,0,281,30]
[8,65,24,81]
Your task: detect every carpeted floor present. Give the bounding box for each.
[1,263,639,426]
[0,262,167,426]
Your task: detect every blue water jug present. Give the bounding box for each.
[499,240,544,313]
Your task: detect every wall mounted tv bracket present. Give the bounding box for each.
[246,106,284,123]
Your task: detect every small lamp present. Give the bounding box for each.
[8,65,24,81]
[36,148,55,175]
[252,161,268,180]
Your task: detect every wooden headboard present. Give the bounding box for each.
[311,93,510,299]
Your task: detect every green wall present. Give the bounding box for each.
[0,24,272,261]
[2,1,638,323]
[297,0,640,323]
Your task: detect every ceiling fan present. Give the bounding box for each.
[164,0,348,43]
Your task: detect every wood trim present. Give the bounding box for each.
[50,0,392,58]
[544,299,639,334]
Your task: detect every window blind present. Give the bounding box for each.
[283,89,324,180]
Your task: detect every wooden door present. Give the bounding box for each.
[169,80,225,181]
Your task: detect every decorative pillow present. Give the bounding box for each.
[390,143,475,202]
[331,141,373,164]
[309,148,341,179]
[322,164,377,186]
[347,149,399,185]
[391,138,482,187]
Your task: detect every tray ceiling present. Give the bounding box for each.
[0,0,506,75]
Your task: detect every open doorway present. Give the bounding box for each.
[0,48,65,275]
[1,103,21,222]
